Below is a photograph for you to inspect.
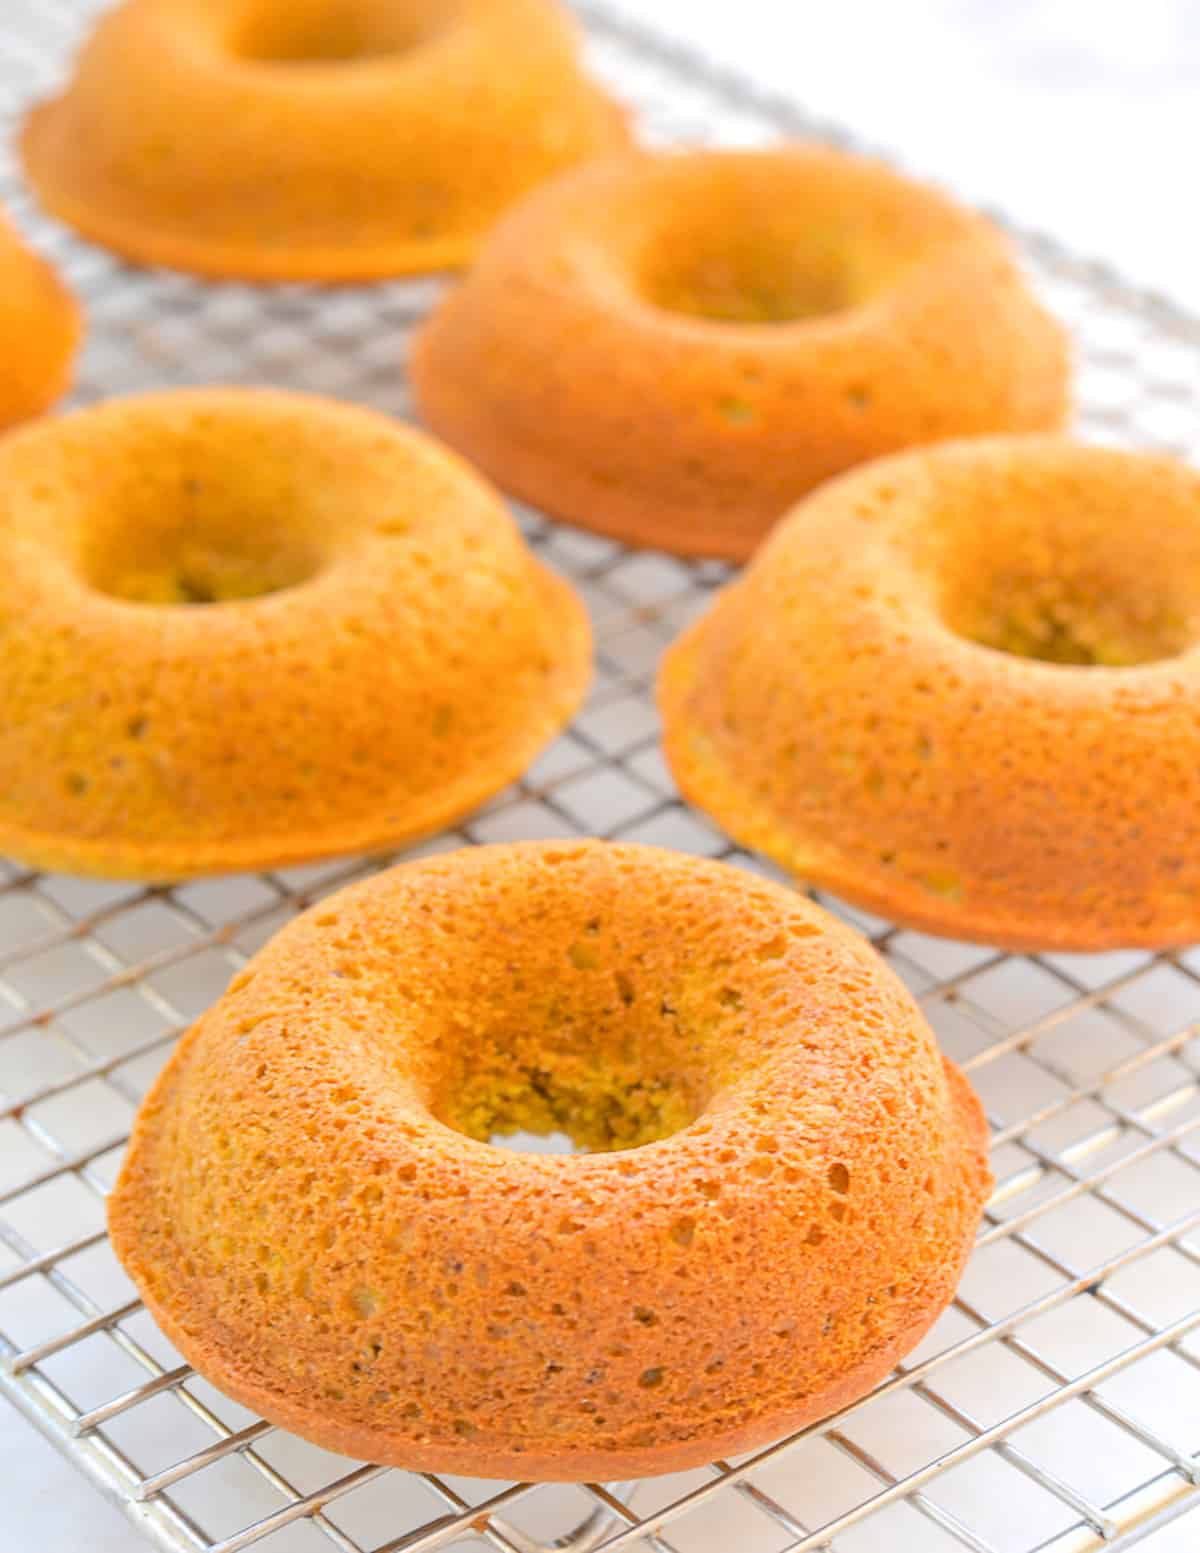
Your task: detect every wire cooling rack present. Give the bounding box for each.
[2,4,1200,1551]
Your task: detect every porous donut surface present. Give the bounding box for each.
[21,0,629,280]
[0,389,590,879]
[0,205,78,429]
[109,841,990,1480]
[660,438,1200,950]
[412,147,1069,559]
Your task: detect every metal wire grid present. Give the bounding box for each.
[0,4,1198,1552]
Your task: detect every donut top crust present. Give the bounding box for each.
[0,205,79,429]
[0,389,590,878]
[412,146,1070,559]
[659,437,1200,949]
[110,841,990,1480]
[21,0,630,280]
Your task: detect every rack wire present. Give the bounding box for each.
[1,3,1199,1550]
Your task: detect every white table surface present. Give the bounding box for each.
[2,4,1198,1551]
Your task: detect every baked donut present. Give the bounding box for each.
[660,438,1200,950]
[412,146,1070,560]
[21,0,629,281]
[0,389,590,879]
[110,840,990,1480]
[0,206,78,429]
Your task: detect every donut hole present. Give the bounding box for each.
[70,412,352,605]
[434,1015,709,1153]
[949,578,1190,666]
[627,155,953,326]
[643,236,857,324]
[419,895,725,1152]
[231,0,463,64]
[935,477,1200,666]
[85,512,323,606]
[487,1129,579,1157]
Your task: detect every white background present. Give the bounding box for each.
[610,0,1198,311]
[4,3,1198,1550]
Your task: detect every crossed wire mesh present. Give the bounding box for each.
[1,4,1199,1551]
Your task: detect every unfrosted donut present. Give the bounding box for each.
[22,0,629,280]
[0,389,589,878]
[660,438,1200,949]
[110,841,990,1479]
[413,146,1069,559]
[0,205,78,429]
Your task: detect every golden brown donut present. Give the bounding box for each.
[21,0,629,281]
[0,389,589,879]
[0,206,78,429]
[660,438,1200,950]
[110,840,991,1480]
[412,146,1070,559]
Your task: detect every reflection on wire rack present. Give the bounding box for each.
[1,4,1200,1552]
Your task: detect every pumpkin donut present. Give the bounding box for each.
[110,841,991,1479]
[412,146,1069,559]
[0,205,78,429]
[660,439,1200,949]
[21,0,629,281]
[0,389,590,879]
